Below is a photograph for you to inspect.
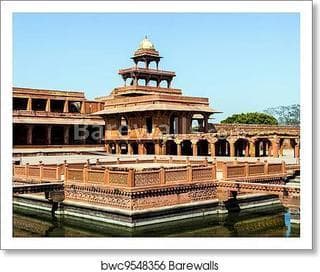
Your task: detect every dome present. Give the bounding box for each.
[139,36,155,50]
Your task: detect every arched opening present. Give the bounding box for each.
[147,80,158,87]
[255,138,272,157]
[51,100,64,113]
[32,125,47,145]
[197,139,209,156]
[32,99,46,111]
[69,101,81,113]
[148,61,158,69]
[144,142,155,154]
[51,126,64,145]
[131,142,139,155]
[13,124,28,145]
[120,143,128,154]
[166,140,177,155]
[119,116,128,136]
[215,139,230,156]
[234,138,249,157]
[181,140,192,156]
[136,61,146,68]
[159,80,167,88]
[281,139,296,157]
[137,78,146,86]
[169,115,179,134]
[191,114,204,133]
[13,97,28,110]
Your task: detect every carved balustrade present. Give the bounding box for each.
[13,159,288,187]
[221,161,286,182]
[13,163,62,182]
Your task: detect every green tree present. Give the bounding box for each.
[221,112,278,125]
[263,104,300,125]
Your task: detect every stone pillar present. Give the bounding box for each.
[80,101,86,114]
[176,140,182,156]
[128,143,133,155]
[161,141,167,155]
[155,142,161,155]
[228,140,235,157]
[115,143,120,154]
[96,127,103,144]
[245,141,249,157]
[272,137,280,158]
[210,142,216,157]
[105,143,112,154]
[138,143,144,155]
[249,140,255,157]
[45,99,51,112]
[27,98,32,111]
[64,126,70,145]
[63,100,68,113]
[280,144,284,156]
[181,115,187,134]
[178,114,183,134]
[192,140,198,157]
[262,141,267,156]
[204,115,209,133]
[294,139,300,158]
[47,125,52,145]
[27,125,33,145]
[268,143,273,157]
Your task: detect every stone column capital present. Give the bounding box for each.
[174,139,182,145]
[209,137,218,144]
[271,136,280,143]
[227,137,237,144]
[191,139,198,145]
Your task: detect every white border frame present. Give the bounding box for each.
[0,1,312,249]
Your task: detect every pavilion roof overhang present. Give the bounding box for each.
[118,67,176,81]
[92,103,219,116]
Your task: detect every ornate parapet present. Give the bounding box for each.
[64,181,217,211]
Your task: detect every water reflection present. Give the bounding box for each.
[13,205,300,238]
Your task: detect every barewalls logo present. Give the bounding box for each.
[101,260,219,271]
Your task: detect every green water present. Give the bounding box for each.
[13,205,300,237]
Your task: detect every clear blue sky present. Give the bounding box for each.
[13,13,299,122]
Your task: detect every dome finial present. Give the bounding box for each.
[139,36,155,50]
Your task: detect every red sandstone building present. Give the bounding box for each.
[13,37,300,158]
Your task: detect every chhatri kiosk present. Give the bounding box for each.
[95,37,219,156]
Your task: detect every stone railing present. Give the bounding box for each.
[112,85,182,95]
[12,159,287,187]
[119,67,176,75]
[13,163,63,182]
[65,164,216,188]
[12,110,103,119]
[71,156,210,168]
[104,92,209,107]
[222,161,286,181]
